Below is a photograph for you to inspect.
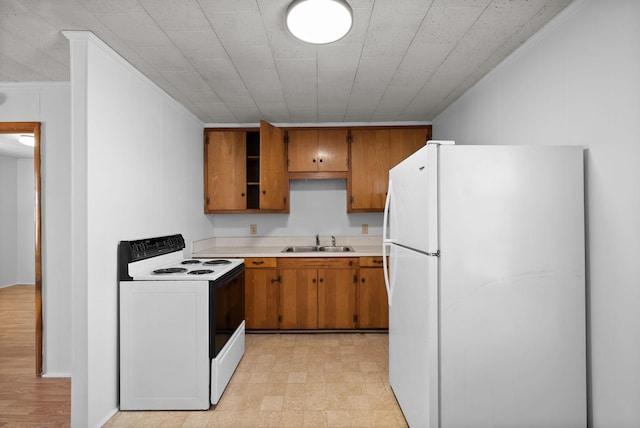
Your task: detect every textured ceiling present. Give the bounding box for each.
[0,0,573,124]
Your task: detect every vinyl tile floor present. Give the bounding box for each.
[105,332,407,427]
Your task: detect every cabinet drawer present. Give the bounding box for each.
[359,256,384,267]
[244,257,277,268]
[278,257,358,269]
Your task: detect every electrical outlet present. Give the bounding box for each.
[250,224,257,235]
[362,224,368,234]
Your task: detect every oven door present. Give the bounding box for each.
[209,266,245,405]
[210,269,245,358]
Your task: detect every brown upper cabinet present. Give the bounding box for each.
[348,126,430,212]
[204,121,289,213]
[205,123,430,213]
[349,129,390,212]
[204,130,248,211]
[389,128,431,169]
[287,128,349,178]
[259,121,289,211]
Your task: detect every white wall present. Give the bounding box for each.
[211,179,383,237]
[0,156,18,287]
[0,83,72,376]
[65,32,213,428]
[16,158,34,284]
[432,1,640,426]
[0,156,34,286]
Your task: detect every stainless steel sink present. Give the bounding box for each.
[281,245,354,253]
[281,246,319,253]
[318,246,354,252]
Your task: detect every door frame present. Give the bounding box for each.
[0,122,42,375]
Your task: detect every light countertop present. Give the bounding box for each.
[192,235,383,258]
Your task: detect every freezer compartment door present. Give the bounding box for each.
[386,144,438,254]
[389,244,439,428]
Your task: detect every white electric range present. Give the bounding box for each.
[118,234,245,410]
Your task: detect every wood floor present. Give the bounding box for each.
[0,285,70,427]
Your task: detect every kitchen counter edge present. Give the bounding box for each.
[191,236,383,259]
[192,245,382,259]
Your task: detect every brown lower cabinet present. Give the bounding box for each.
[244,256,388,330]
[317,267,357,329]
[279,268,318,329]
[357,257,389,329]
[244,258,279,329]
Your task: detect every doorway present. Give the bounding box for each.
[0,122,42,375]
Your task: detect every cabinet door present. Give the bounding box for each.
[317,269,357,329]
[349,129,390,211]
[358,268,389,329]
[279,268,318,329]
[204,131,246,211]
[288,129,349,173]
[389,128,428,169]
[245,268,279,329]
[317,129,349,172]
[260,121,288,210]
[287,129,318,172]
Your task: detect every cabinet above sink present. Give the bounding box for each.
[286,128,349,180]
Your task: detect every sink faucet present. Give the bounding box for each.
[331,236,336,246]
[315,234,320,246]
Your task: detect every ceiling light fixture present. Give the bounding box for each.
[286,0,353,45]
[19,134,35,147]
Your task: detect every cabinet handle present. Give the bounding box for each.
[312,158,316,163]
[373,259,383,264]
[319,278,323,283]
[252,260,264,265]
[262,190,266,195]
[319,158,323,163]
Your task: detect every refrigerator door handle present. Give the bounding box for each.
[382,242,392,306]
[383,179,393,306]
[383,178,393,243]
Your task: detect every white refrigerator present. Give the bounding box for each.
[383,142,586,428]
